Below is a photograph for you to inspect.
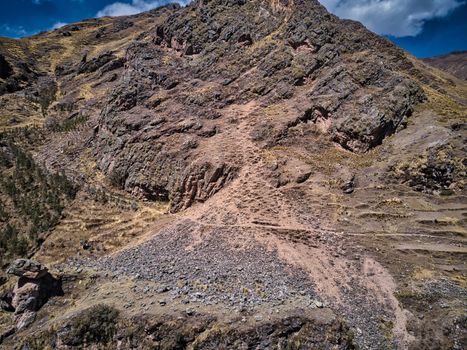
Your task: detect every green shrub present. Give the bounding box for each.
[0,140,77,265]
[0,200,8,222]
[61,305,120,346]
[0,223,28,258]
[48,115,89,133]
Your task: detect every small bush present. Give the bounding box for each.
[0,223,28,256]
[48,115,89,133]
[0,200,9,221]
[61,304,120,346]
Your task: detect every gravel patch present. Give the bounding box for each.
[80,219,318,308]
[71,219,406,349]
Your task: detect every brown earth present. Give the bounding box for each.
[423,51,467,80]
[0,1,466,349]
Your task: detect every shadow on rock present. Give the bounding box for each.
[2,259,63,332]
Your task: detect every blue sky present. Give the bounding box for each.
[0,0,466,58]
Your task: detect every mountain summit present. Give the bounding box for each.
[1,1,466,349]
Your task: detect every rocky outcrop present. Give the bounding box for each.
[0,54,13,80]
[83,0,425,209]
[171,163,237,211]
[0,0,425,209]
[308,60,424,152]
[6,259,49,279]
[18,308,356,349]
[390,144,465,194]
[4,259,62,331]
[78,51,119,75]
[0,1,465,349]
[0,40,39,96]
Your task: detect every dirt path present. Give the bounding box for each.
[175,101,416,348]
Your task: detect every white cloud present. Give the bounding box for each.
[1,24,29,38]
[320,0,465,37]
[96,0,190,17]
[51,22,68,30]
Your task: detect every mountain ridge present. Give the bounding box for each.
[0,1,466,349]
[423,50,467,80]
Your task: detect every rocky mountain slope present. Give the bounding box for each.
[0,0,466,349]
[423,51,467,80]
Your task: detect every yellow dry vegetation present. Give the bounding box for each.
[77,148,105,183]
[423,85,467,122]
[78,83,94,100]
[405,54,467,122]
[35,194,170,266]
[266,144,381,176]
[377,198,405,208]
[0,38,29,61]
[451,274,467,289]
[413,268,435,281]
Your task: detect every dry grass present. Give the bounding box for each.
[0,94,44,130]
[0,119,44,132]
[376,198,405,209]
[451,274,467,289]
[413,268,435,281]
[0,37,29,61]
[78,83,94,100]
[34,194,170,266]
[78,149,102,181]
[405,54,467,123]
[266,144,381,176]
[423,86,467,122]
[18,14,150,74]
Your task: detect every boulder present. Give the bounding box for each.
[341,176,355,194]
[6,258,48,279]
[15,311,37,331]
[78,51,117,74]
[5,259,63,330]
[12,278,42,312]
[0,290,14,312]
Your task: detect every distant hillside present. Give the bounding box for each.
[423,51,467,80]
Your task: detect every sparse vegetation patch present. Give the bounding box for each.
[0,138,77,265]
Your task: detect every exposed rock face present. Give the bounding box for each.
[0,0,426,208]
[0,2,465,348]
[7,259,48,279]
[87,0,424,208]
[5,259,62,330]
[0,54,13,80]
[390,144,465,194]
[0,40,38,95]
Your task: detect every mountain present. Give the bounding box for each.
[1,1,466,349]
[423,51,467,80]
